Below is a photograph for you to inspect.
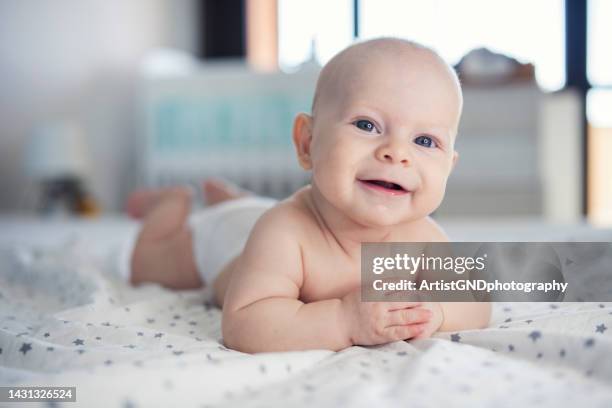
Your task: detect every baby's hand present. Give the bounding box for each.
[412,302,444,340]
[340,288,432,346]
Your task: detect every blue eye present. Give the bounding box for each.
[414,135,437,148]
[354,119,377,133]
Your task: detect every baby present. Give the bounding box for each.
[127,38,491,353]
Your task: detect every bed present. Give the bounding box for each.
[1,215,611,407]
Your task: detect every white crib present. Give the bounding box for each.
[138,63,319,199]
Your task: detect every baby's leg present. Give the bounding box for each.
[127,179,249,218]
[130,187,203,289]
[203,178,250,205]
[128,180,250,290]
[125,187,183,219]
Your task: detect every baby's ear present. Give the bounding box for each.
[451,151,459,171]
[292,113,313,170]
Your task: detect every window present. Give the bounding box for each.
[278,0,353,71]
[588,0,612,86]
[278,0,566,90]
[359,0,565,91]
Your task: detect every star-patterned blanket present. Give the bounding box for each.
[0,217,611,407]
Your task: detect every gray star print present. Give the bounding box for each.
[19,343,32,355]
[528,331,542,342]
[595,324,607,333]
[450,333,461,342]
[73,338,84,346]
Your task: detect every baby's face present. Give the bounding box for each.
[308,50,461,227]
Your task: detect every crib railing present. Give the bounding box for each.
[139,64,319,199]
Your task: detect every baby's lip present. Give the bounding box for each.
[357,178,411,194]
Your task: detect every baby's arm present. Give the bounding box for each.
[222,206,430,353]
[414,219,492,337]
[222,207,351,353]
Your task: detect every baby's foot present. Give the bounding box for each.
[125,187,193,219]
[203,178,250,206]
[126,190,160,219]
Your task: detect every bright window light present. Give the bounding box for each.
[588,89,612,128]
[278,0,353,71]
[359,0,565,91]
[588,0,612,86]
[278,0,566,91]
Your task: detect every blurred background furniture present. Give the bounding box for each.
[439,85,582,221]
[139,63,582,222]
[24,121,100,217]
[138,62,317,199]
[0,0,610,226]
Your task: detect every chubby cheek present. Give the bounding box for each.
[417,168,450,212]
[311,138,361,202]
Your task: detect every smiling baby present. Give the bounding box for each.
[127,38,491,353]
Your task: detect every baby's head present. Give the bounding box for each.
[292,37,462,227]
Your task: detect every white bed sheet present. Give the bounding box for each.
[0,216,611,408]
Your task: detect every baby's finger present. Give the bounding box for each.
[385,323,427,341]
[385,301,422,311]
[386,308,432,326]
[412,330,431,341]
[384,290,423,303]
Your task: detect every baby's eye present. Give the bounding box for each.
[354,119,378,133]
[414,135,437,148]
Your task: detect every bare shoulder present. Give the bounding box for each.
[222,194,309,312]
[248,188,315,239]
[232,188,314,283]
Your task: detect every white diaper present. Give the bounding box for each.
[114,196,277,286]
[188,196,277,285]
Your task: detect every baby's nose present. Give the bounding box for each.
[375,143,411,167]
[382,153,409,166]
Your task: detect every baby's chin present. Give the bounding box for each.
[347,204,424,229]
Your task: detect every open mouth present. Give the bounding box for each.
[358,179,410,195]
